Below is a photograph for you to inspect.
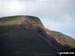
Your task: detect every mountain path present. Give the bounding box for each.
[16,16,25,28]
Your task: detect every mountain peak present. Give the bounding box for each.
[0,15,44,28]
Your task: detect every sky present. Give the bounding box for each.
[0,0,75,39]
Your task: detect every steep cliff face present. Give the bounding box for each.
[0,15,75,56]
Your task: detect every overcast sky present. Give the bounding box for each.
[0,0,75,39]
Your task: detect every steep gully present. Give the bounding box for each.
[16,16,59,52]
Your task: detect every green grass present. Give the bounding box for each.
[0,16,22,26]
[0,16,57,56]
[0,15,75,56]
[45,29,75,48]
[0,25,58,56]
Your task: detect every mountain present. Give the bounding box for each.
[0,15,75,56]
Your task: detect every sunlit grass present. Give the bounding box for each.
[46,30,75,48]
[0,17,22,26]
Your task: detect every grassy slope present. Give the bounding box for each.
[0,16,44,28]
[0,16,57,56]
[0,26,55,56]
[45,29,75,48]
[0,15,74,56]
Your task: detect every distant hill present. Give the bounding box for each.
[0,15,75,56]
[45,29,75,48]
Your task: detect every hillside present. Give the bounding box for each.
[45,29,75,48]
[0,15,75,56]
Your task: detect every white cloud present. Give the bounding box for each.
[0,0,24,16]
[41,14,75,38]
[0,0,75,38]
